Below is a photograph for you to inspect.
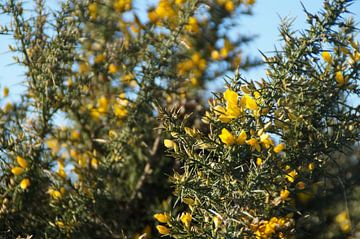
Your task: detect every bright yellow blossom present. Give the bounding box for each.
[280,189,290,200]
[156,225,170,235]
[285,170,297,183]
[20,178,30,190]
[236,130,247,144]
[274,143,285,153]
[322,51,332,64]
[16,156,28,168]
[108,63,118,74]
[180,212,192,228]
[164,139,176,149]
[11,167,24,176]
[219,128,236,146]
[154,213,170,223]
[246,138,261,152]
[259,133,274,149]
[335,71,346,86]
[241,94,258,111]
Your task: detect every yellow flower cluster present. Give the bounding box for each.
[252,217,289,239]
[214,89,258,123]
[11,156,30,190]
[177,52,207,80]
[154,213,170,235]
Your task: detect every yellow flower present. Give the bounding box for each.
[20,178,30,190]
[113,0,132,12]
[3,87,9,97]
[55,220,65,228]
[78,62,90,74]
[185,17,199,33]
[256,157,263,166]
[108,63,118,74]
[246,138,261,152]
[322,51,332,64]
[274,143,285,153]
[335,71,346,86]
[259,133,274,149]
[94,54,105,64]
[241,94,258,111]
[308,162,315,171]
[156,225,170,235]
[213,216,222,228]
[91,158,98,170]
[246,0,256,5]
[50,190,62,200]
[335,211,351,233]
[211,50,221,60]
[164,139,176,149]
[154,213,170,223]
[224,89,238,106]
[285,170,297,183]
[16,156,28,168]
[11,167,24,176]
[219,128,236,146]
[88,3,97,19]
[180,212,192,228]
[236,130,247,144]
[224,1,235,12]
[280,189,290,200]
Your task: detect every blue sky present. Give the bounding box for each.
[0,0,359,100]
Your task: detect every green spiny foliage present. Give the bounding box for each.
[159,0,359,238]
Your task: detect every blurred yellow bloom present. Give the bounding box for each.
[322,51,332,64]
[274,143,285,153]
[285,170,297,183]
[154,213,170,223]
[246,138,261,152]
[156,225,169,235]
[280,189,290,200]
[108,63,118,74]
[11,167,24,176]
[88,3,97,19]
[335,71,346,86]
[335,211,351,233]
[16,156,28,169]
[224,1,235,12]
[259,133,274,149]
[256,157,263,166]
[20,178,30,190]
[3,87,9,97]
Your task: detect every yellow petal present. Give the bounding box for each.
[11,167,24,176]
[274,143,285,153]
[223,89,238,105]
[154,213,170,223]
[219,128,236,146]
[236,130,247,144]
[16,156,28,168]
[164,139,176,149]
[156,225,170,235]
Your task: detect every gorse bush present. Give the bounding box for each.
[0,0,359,238]
[159,0,359,238]
[0,0,258,238]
